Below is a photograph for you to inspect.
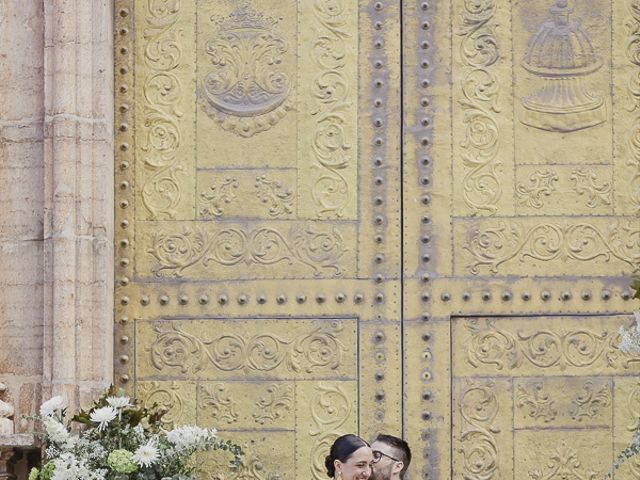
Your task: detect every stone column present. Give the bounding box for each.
[0,0,114,425]
[42,0,114,409]
[0,0,46,426]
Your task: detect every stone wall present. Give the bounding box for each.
[0,0,114,432]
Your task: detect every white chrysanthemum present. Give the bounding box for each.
[619,312,640,355]
[40,396,67,417]
[106,396,131,409]
[43,417,75,448]
[166,426,216,451]
[133,442,160,467]
[89,406,118,432]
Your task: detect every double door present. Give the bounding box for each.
[114,0,640,478]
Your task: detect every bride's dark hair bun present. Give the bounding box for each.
[324,434,369,478]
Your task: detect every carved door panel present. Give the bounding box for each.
[402,1,640,480]
[114,1,402,479]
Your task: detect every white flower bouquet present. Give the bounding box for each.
[28,386,242,480]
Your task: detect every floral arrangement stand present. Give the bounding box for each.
[0,434,40,480]
[27,386,242,480]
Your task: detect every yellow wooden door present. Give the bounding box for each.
[114,1,639,479]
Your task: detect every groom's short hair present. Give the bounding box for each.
[373,434,411,479]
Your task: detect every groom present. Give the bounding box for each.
[370,434,412,480]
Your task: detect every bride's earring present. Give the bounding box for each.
[337,471,342,480]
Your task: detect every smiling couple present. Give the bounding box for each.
[324,433,412,480]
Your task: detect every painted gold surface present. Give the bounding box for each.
[116,1,638,479]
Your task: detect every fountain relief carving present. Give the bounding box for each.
[520,0,607,132]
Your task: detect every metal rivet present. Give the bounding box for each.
[119,27,129,36]
[120,296,129,305]
[375,79,384,88]
[375,274,384,283]
[335,293,346,303]
[560,291,571,301]
[257,295,267,304]
[421,118,430,127]
[375,196,384,206]
[421,137,430,146]
[374,234,384,243]
[297,294,307,304]
[119,67,128,75]
[120,335,129,344]
[601,289,611,300]
[374,118,383,128]
[374,157,383,166]
[120,220,129,228]
[580,290,591,301]
[422,21,430,29]
[179,295,188,305]
[374,331,385,343]
[316,294,325,304]
[119,161,129,170]
[237,294,247,305]
[421,59,429,68]
[119,181,129,190]
[541,290,551,301]
[119,8,129,17]
[119,104,129,113]
[375,371,385,381]
[374,60,383,69]
[421,312,430,322]
[421,195,430,205]
[621,290,631,301]
[374,215,384,225]
[422,371,431,380]
[219,294,228,305]
[481,291,491,301]
[199,295,209,305]
[420,97,430,107]
[421,40,430,49]
[375,293,384,303]
[422,333,431,341]
[421,273,430,282]
[354,293,364,304]
[120,277,129,286]
[159,295,169,305]
[502,291,512,301]
[374,1,383,10]
[422,391,432,401]
[374,137,384,146]
[421,79,430,88]
[119,258,129,266]
[421,215,430,224]
[119,317,128,325]
[422,411,432,421]
[120,374,130,383]
[422,254,430,262]
[440,292,450,302]
[120,143,129,151]
[462,292,471,301]
[119,123,128,132]
[374,39,383,49]
[374,21,383,29]
[119,355,129,363]
[421,292,430,302]
[374,98,383,107]
[421,431,430,441]
[420,2,429,10]
[421,234,430,243]
[119,85,128,94]
[375,254,384,264]
[140,296,150,306]
[119,200,129,209]
[375,351,385,362]
[521,291,531,301]
[375,176,383,185]
[277,295,287,304]
[421,176,430,185]
[375,391,385,401]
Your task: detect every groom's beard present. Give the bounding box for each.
[370,463,393,480]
